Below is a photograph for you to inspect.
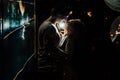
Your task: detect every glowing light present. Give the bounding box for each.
[19,0,25,16]
[67,11,73,18]
[110,16,120,42]
[58,20,67,30]
[118,24,120,27]
[26,15,29,22]
[20,19,25,25]
[69,11,73,15]
[68,19,81,22]
[3,20,10,30]
[0,19,2,34]
[21,25,25,40]
[20,18,30,25]
[3,0,33,36]
[105,17,108,20]
[110,34,113,37]
[11,22,19,28]
[87,11,92,17]
[115,30,120,34]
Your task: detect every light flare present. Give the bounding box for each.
[21,25,25,40]
[19,0,25,16]
[118,23,120,27]
[87,11,92,17]
[3,20,10,30]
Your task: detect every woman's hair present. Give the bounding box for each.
[67,19,81,35]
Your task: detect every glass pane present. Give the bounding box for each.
[0,0,3,39]
[3,0,35,79]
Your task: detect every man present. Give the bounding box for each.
[38,6,71,80]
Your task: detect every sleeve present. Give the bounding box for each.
[43,26,68,62]
[43,25,60,49]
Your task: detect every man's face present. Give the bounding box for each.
[58,19,67,29]
[55,19,68,35]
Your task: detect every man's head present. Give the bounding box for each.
[50,3,71,19]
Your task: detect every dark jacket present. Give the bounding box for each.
[38,21,68,73]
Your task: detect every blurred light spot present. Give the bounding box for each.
[3,20,10,30]
[115,30,120,34]
[118,24,120,27]
[58,20,66,29]
[19,0,25,16]
[105,17,108,20]
[87,11,92,17]
[110,34,114,37]
[20,19,25,25]
[21,25,25,40]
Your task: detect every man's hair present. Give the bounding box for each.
[50,3,71,18]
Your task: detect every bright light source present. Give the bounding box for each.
[21,25,25,40]
[19,0,25,16]
[69,11,73,15]
[20,19,25,25]
[110,34,114,37]
[66,11,73,18]
[87,11,92,17]
[58,20,67,30]
[0,20,2,34]
[3,20,10,30]
[115,30,120,35]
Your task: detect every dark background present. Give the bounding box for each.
[36,0,120,80]
[1,0,120,80]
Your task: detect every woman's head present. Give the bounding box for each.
[67,19,81,35]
